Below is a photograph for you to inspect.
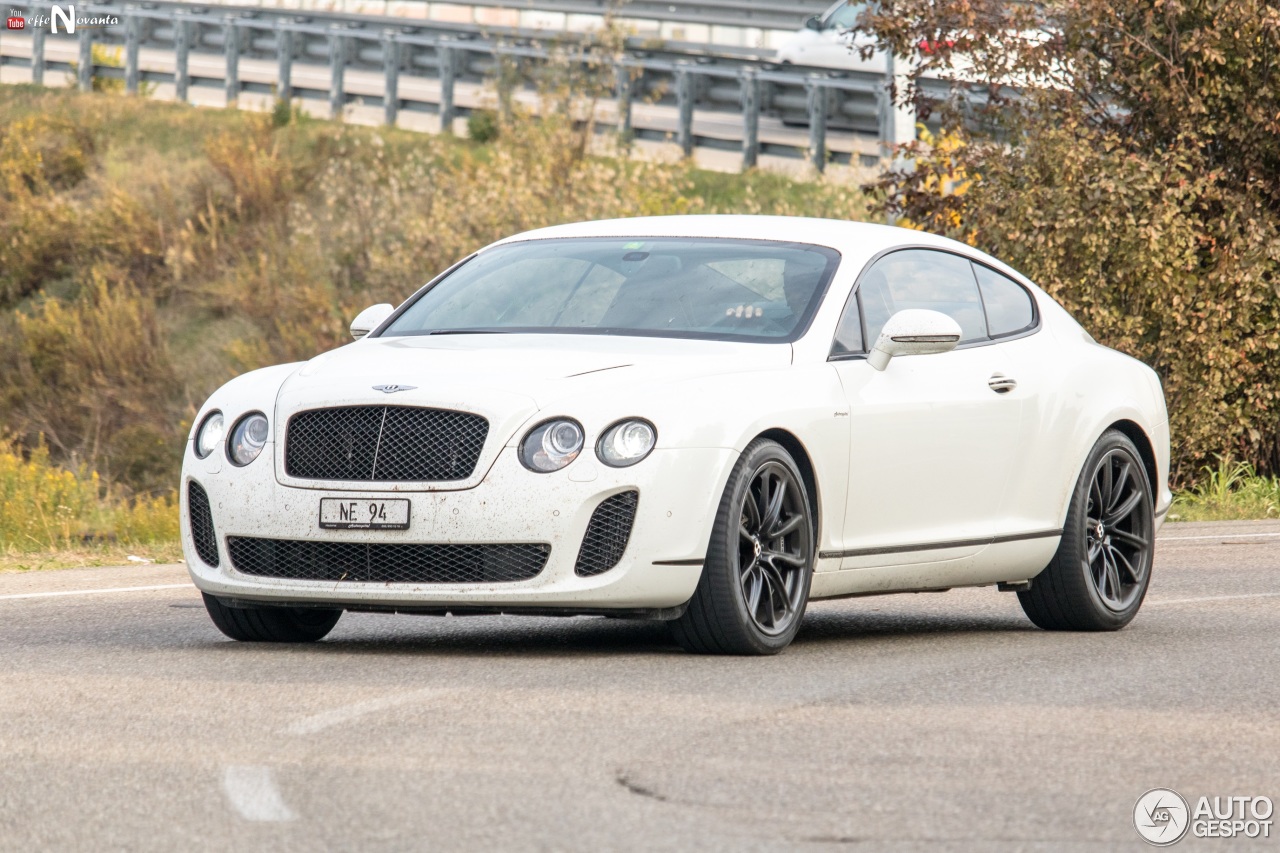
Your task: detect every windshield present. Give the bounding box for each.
[379,237,841,343]
[822,0,867,29]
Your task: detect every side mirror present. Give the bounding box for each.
[804,15,822,30]
[350,303,394,340]
[867,309,961,371]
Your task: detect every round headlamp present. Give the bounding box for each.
[597,419,656,467]
[519,419,584,473]
[228,412,269,466]
[194,411,224,459]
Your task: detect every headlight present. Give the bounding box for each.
[228,412,269,466]
[519,419,584,473]
[194,411,224,459]
[597,419,657,467]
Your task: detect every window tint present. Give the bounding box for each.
[858,249,988,344]
[973,264,1036,337]
[831,291,863,356]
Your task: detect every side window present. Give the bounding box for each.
[973,263,1036,337]
[824,2,865,29]
[860,249,988,344]
[831,290,863,356]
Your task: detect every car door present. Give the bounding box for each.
[968,261,1061,538]
[828,249,1024,568]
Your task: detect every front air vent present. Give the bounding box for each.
[227,538,550,584]
[285,405,489,482]
[187,480,219,567]
[574,491,639,577]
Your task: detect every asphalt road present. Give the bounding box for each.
[2,520,1278,851]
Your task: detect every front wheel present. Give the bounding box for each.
[202,593,342,643]
[672,439,815,655]
[1018,430,1155,631]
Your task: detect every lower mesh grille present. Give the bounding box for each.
[187,481,219,567]
[227,538,550,584]
[575,491,639,577]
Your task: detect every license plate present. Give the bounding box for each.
[319,498,410,530]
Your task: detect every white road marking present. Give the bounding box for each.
[1160,531,1280,542]
[0,584,191,601]
[222,765,296,822]
[284,687,444,736]
[1150,592,1280,606]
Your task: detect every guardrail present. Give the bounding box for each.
[2,1,910,172]
[429,0,831,30]
[174,0,833,33]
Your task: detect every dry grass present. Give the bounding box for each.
[0,438,179,561]
[0,85,867,497]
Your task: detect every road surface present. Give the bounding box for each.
[1,520,1278,850]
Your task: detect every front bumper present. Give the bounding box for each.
[181,444,735,613]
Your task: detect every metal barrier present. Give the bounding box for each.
[2,1,909,171]
[163,0,833,33]
[401,0,831,30]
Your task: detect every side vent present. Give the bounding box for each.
[187,481,220,567]
[574,491,639,578]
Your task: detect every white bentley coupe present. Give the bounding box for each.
[182,216,1171,654]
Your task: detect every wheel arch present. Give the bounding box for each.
[1108,419,1158,495]
[755,428,822,546]
[1054,416,1160,529]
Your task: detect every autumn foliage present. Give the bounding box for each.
[860,0,1280,480]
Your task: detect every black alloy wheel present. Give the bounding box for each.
[1084,447,1152,611]
[737,460,811,636]
[672,438,815,655]
[1018,430,1155,631]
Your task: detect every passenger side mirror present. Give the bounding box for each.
[350,303,394,340]
[804,15,822,30]
[867,309,961,371]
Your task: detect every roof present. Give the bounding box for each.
[489,215,1006,276]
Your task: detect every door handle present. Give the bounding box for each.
[988,373,1017,394]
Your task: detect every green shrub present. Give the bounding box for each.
[467,109,500,144]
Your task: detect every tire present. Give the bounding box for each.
[1018,430,1155,631]
[672,439,816,655]
[202,593,342,643]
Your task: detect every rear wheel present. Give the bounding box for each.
[672,439,815,655]
[1018,430,1154,631]
[202,593,342,643]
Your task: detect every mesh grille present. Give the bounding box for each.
[285,405,489,482]
[574,491,639,577]
[227,537,550,584]
[187,481,219,567]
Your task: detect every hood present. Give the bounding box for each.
[269,333,793,491]
[279,333,794,412]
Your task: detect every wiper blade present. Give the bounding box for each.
[420,328,512,336]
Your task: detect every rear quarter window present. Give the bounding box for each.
[973,264,1037,337]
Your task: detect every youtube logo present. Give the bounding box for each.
[5,15,23,29]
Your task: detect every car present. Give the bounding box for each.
[775,1,879,71]
[182,215,1172,655]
